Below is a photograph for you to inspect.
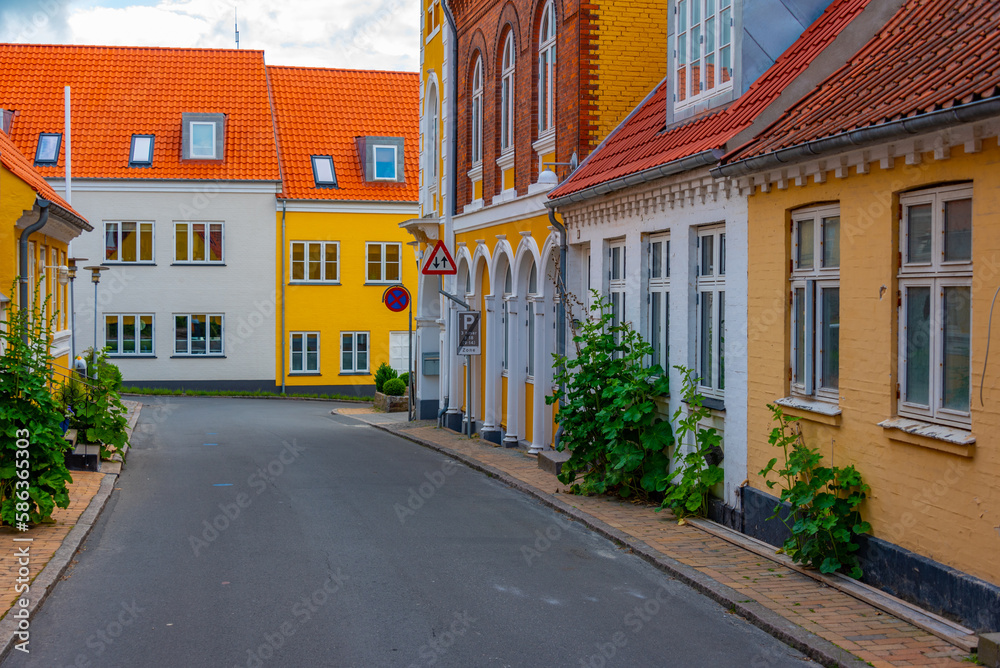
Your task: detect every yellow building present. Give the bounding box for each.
[0,126,90,370]
[717,0,1000,629]
[268,66,420,395]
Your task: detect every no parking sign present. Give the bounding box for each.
[383,285,410,313]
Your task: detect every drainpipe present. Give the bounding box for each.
[280,199,287,395]
[18,199,50,344]
[547,207,567,449]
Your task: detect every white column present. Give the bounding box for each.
[503,295,520,445]
[529,296,547,454]
[446,303,462,416]
[482,294,498,431]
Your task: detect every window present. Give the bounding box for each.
[389,331,412,374]
[898,185,972,427]
[311,156,337,187]
[526,263,537,377]
[675,0,733,109]
[538,1,556,135]
[502,265,512,371]
[366,242,401,283]
[175,222,223,263]
[181,113,225,160]
[290,332,319,373]
[129,134,154,166]
[174,314,223,355]
[500,31,516,153]
[291,241,339,282]
[608,240,626,347]
[105,221,153,263]
[471,57,483,164]
[427,86,439,184]
[697,226,725,396]
[105,314,154,355]
[790,206,840,401]
[35,133,61,165]
[374,145,397,180]
[341,332,369,373]
[648,234,670,374]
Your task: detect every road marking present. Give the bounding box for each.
[203,443,218,446]
[212,483,233,487]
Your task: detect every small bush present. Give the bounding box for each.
[374,363,397,393]
[398,372,409,388]
[383,378,406,396]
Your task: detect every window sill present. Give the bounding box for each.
[339,372,371,376]
[496,150,515,171]
[102,262,156,266]
[170,354,226,359]
[878,417,975,457]
[775,396,842,426]
[685,396,725,412]
[172,262,226,266]
[107,355,156,359]
[364,281,401,286]
[289,372,322,376]
[289,281,341,286]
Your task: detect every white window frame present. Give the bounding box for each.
[341,331,370,374]
[790,206,840,402]
[471,57,483,165]
[674,0,734,111]
[426,86,439,187]
[105,221,154,263]
[648,233,670,374]
[897,184,973,428]
[174,222,224,264]
[290,331,320,373]
[696,225,725,398]
[373,144,397,181]
[502,265,512,374]
[526,263,538,378]
[189,121,217,159]
[365,242,401,284]
[105,314,155,356]
[608,239,627,353]
[500,31,516,154]
[290,241,340,283]
[174,313,224,356]
[538,1,556,136]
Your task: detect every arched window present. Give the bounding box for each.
[499,31,515,152]
[502,264,513,370]
[471,56,483,164]
[526,262,537,376]
[538,1,556,134]
[427,82,439,183]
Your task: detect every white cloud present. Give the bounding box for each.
[1,0,419,72]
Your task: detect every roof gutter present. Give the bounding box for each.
[713,96,1000,179]
[546,148,723,210]
[18,198,50,343]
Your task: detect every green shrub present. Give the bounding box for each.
[383,378,406,396]
[374,363,397,393]
[548,291,672,500]
[398,372,409,388]
[70,347,129,460]
[0,280,73,527]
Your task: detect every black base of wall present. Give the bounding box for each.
[741,486,1000,632]
[481,429,502,445]
[445,412,463,433]
[707,497,742,532]
[418,400,439,420]
[121,379,376,397]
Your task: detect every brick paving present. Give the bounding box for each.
[354,413,970,667]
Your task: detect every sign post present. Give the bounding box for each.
[456,311,480,436]
[382,285,413,419]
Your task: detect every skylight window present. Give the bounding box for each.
[311,155,337,187]
[35,133,61,165]
[190,122,216,159]
[130,134,154,167]
[374,145,397,180]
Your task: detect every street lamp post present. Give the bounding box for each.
[82,265,109,375]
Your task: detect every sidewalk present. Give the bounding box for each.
[341,408,973,668]
[0,400,141,657]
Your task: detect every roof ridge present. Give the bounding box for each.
[0,42,265,55]
[266,64,418,77]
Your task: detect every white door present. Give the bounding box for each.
[389,331,411,374]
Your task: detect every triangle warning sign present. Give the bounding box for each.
[421,240,458,275]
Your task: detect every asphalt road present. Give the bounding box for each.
[2,397,817,668]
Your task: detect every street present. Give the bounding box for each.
[2,397,816,667]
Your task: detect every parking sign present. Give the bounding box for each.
[457,311,480,355]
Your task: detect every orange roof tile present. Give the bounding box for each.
[0,43,280,182]
[267,65,418,202]
[548,0,871,201]
[0,129,88,227]
[722,0,1000,163]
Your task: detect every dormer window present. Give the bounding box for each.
[129,134,154,167]
[355,136,405,183]
[181,112,225,161]
[311,155,337,187]
[35,133,61,166]
[675,0,733,110]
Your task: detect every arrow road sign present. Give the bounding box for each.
[383,285,410,313]
[421,240,458,275]
[457,310,480,355]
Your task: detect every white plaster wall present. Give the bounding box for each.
[66,184,277,383]
[569,177,749,508]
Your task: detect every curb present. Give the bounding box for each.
[0,472,118,662]
[373,422,870,668]
[122,393,373,404]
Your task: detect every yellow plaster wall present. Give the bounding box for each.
[591,0,670,145]
[746,138,1000,584]
[275,209,418,389]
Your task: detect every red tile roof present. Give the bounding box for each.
[723,0,1000,164]
[0,44,280,182]
[548,0,871,201]
[267,66,419,202]
[0,129,88,226]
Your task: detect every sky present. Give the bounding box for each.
[0,0,420,72]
